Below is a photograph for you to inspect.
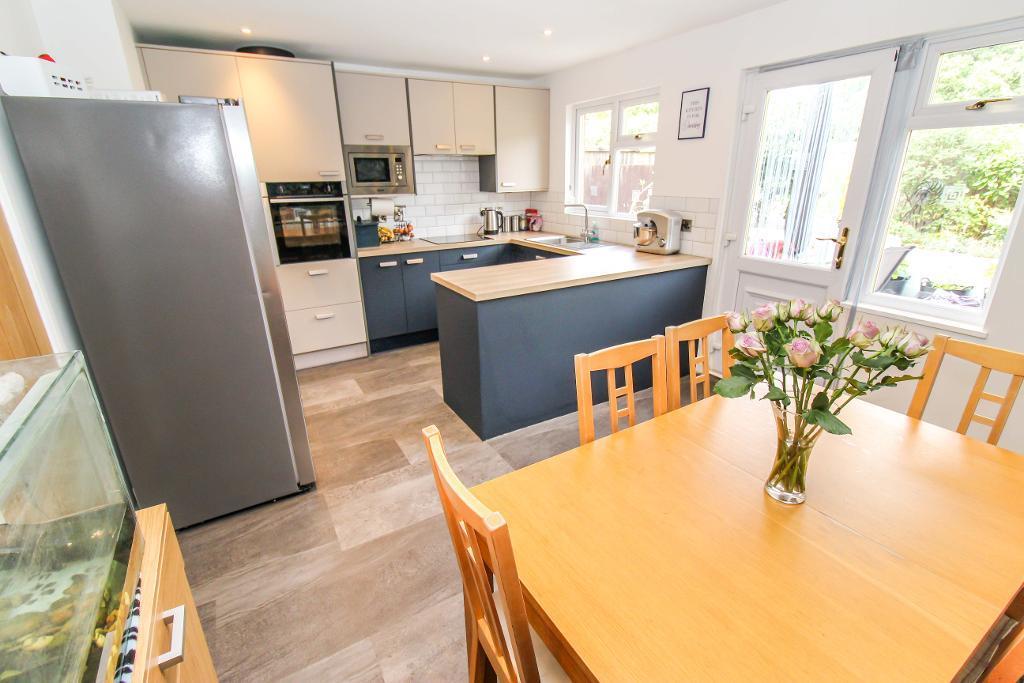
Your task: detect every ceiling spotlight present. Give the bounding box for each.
[482,55,491,62]
[240,27,252,34]
[543,28,553,37]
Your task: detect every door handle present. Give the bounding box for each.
[406,258,424,265]
[379,261,398,268]
[435,143,452,150]
[965,97,1011,110]
[157,605,186,670]
[318,170,341,176]
[314,313,336,320]
[461,253,478,260]
[307,269,329,276]
[500,181,517,188]
[364,134,385,141]
[815,227,849,269]
[460,144,476,151]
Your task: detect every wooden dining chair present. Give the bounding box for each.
[573,335,667,445]
[907,335,1024,446]
[422,425,568,683]
[984,623,1024,682]
[665,315,734,410]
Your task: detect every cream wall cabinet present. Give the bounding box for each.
[235,58,344,182]
[453,82,495,155]
[140,47,241,103]
[335,72,411,146]
[408,79,457,155]
[480,86,549,193]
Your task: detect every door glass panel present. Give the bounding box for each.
[614,149,655,214]
[578,109,612,206]
[871,124,1024,309]
[743,76,870,265]
[929,40,1024,104]
[621,100,659,137]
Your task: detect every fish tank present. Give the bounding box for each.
[0,352,140,682]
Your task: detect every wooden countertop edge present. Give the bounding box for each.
[430,255,711,302]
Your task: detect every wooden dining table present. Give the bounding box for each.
[471,395,1024,681]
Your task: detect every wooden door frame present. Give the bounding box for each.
[0,204,50,359]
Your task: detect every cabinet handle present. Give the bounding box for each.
[461,253,478,260]
[406,257,424,265]
[319,170,341,176]
[500,181,517,187]
[364,134,384,141]
[460,144,476,151]
[307,269,329,276]
[157,605,186,670]
[435,144,452,150]
[315,313,336,320]
[535,255,547,260]
[379,261,399,268]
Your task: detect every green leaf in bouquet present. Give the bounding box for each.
[713,375,755,398]
[893,356,912,371]
[730,363,758,380]
[856,352,895,370]
[811,391,830,411]
[803,408,853,435]
[762,386,789,405]
[813,321,833,343]
[829,337,852,354]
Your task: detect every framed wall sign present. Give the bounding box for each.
[678,87,710,140]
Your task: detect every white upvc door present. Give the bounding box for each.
[718,48,898,314]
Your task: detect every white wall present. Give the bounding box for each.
[540,0,1024,451]
[1,0,144,352]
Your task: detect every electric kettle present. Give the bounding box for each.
[480,207,504,235]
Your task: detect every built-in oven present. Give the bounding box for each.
[264,181,352,264]
[344,145,415,195]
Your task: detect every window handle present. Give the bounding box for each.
[815,227,849,269]
[965,98,1011,110]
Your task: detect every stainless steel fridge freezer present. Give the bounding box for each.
[2,95,316,528]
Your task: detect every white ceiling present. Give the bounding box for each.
[122,0,785,78]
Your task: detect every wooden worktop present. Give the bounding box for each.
[430,243,710,302]
[357,231,577,257]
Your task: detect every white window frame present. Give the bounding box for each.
[568,89,659,219]
[858,26,1024,328]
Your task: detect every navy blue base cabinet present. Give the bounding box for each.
[359,242,564,349]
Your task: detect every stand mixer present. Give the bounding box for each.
[633,209,689,255]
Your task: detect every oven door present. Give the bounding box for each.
[268,198,351,263]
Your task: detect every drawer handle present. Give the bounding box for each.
[461,253,478,260]
[535,255,547,260]
[364,134,384,141]
[315,313,336,321]
[460,144,476,151]
[319,170,341,176]
[500,181,517,187]
[379,261,399,268]
[435,143,452,150]
[406,257,424,265]
[307,269,329,276]
[158,605,186,670]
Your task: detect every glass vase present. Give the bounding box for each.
[764,402,822,505]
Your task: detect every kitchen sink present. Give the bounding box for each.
[525,235,608,250]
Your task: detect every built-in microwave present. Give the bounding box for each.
[344,145,415,195]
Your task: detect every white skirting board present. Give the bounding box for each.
[293,342,368,370]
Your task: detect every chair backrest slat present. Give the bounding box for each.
[666,315,734,410]
[422,425,540,683]
[907,334,1024,446]
[574,335,667,445]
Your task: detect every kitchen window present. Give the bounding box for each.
[570,91,658,217]
[863,28,1024,326]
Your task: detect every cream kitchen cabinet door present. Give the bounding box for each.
[408,79,456,155]
[482,87,549,193]
[236,58,344,182]
[453,83,495,155]
[335,72,411,146]
[140,47,242,103]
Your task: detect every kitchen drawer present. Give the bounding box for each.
[286,303,367,354]
[136,505,217,682]
[359,255,407,339]
[438,245,503,268]
[277,259,361,311]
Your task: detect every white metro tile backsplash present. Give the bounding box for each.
[527,191,720,259]
[350,156,530,238]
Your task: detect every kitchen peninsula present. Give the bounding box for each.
[430,240,710,438]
